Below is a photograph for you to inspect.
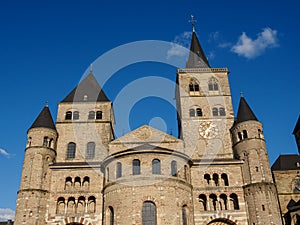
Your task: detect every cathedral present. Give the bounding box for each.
[14,23,286,225]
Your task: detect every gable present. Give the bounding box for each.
[109,125,183,154]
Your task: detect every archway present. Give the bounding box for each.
[207,218,237,225]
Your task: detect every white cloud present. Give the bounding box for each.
[0,148,11,158]
[167,31,192,59]
[0,208,15,221]
[231,27,279,59]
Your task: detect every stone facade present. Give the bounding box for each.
[14,30,284,225]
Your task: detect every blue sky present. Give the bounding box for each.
[0,0,299,221]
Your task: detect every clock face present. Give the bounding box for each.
[199,121,219,139]
[294,179,300,193]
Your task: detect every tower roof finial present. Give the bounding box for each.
[90,63,93,73]
[189,15,197,32]
[45,100,49,107]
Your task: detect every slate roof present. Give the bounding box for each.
[186,31,210,68]
[293,115,300,134]
[61,72,109,102]
[271,154,300,171]
[29,105,56,131]
[235,97,258,124]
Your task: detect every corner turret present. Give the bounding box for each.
[14,105,58,225]
[230,96,283,225]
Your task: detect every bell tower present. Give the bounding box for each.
[55,69,115,163]
[14,105,57,225]
[176,23,234,159]
[231,96,283,225]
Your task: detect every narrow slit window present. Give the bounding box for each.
[196,108,203,117]
[73,111,79,120]
[65,111,72,120]
[96,111,102,119]
[88,111,95,119]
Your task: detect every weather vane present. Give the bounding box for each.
[189,15,197,32]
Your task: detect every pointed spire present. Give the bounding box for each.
[61,71,110,102]
[293,116,300,135]
[235,97,258,124]
[29,105,56,131]
[186,15,210,68]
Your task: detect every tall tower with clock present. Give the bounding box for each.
[176,20,250,224]
[176,23,235,160]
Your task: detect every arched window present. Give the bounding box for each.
[219,107,226,116]
[88,196,96,213]
[67,142,76,159]
[243,130,248,139]
[56,197,65,214]
[237,132,243,141]
[212,107,218,116]
[212,107,226,116]
[65,111,72,120]
[209,194,218,211]
[213,173,219,186]
[204,174,211,185]
[116,162,122,178]
[230,193,239,210]
[65,177,72,190]
[108,206,114,225]
[88,111,95,119]
[190,108,202,117]
[208,78,219,91]
[182,205,187,225]
[152,159,161,175]
[196,108,203,117]
[86,142,95,159]
[221,173,229,186]
[74,176,81,189]
[77,196,85,214]
[43,136,49,147]
[96,111,103,119]
[142,201,156,225]
[73,111,79,120]
[189,109,195,117]
[189,79,199,93]
[220,194,228,210]
[199,194,207,211]
[67,197,76,214]
[171,160,177,177]
[133,159,140,175]
[83,176,90,189]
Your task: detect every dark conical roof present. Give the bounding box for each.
[293,116,300,134]
[61,72,109,102]
[29,105,56,131]
[235,97,258,123]
[186,31,210,68]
